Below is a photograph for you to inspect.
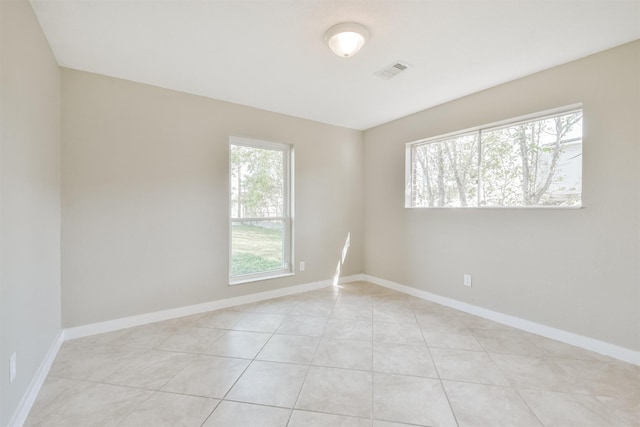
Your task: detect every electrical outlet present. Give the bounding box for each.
[464,274,472,287]
[299,261,305,272]
[10,353,16,383]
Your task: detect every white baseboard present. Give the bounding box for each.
[342,273,366,282]
[15,272,635,427]
[64,274,362,340]
[11,274,362,426]
[8,330,65,427]
[363,274,640,366]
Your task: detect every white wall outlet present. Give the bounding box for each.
[10,353,17,383]
[464,274,472,287]
[299,261,305,272]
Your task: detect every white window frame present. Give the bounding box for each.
[405,104,583,209]
[229,136,293,285]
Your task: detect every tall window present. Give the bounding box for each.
[406,107,583,208]
[230,137,292,284]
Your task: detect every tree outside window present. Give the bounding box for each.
[409,109,582,208]
[230,138,292,282]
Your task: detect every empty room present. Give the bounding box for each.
[1,0,639,426]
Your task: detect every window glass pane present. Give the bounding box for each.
[231,144,284,218]
[406,108,583,208]
[231,220,284,276]
[480,111,582,207]
[412,133,479,207]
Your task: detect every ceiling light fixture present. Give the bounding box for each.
[324,22,369,58]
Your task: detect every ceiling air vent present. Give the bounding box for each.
[375,61,411,80]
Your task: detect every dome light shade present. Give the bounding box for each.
[324,22,369,57]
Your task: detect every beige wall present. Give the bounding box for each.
[2,9,636,424]
[61,68,363,327]
[364,41,640,351]
[0,0,61,424]
[1,2,636,422]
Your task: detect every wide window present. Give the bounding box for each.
[230,137,292,284]
[406,107,583,208]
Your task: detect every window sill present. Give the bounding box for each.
[405,206,584,210]
[229,271,294,286]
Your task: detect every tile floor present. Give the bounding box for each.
[25,281,639,426]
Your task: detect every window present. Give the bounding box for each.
[406,107,583,208]
[229,137,292,284]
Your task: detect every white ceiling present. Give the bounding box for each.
[30,0,640,130]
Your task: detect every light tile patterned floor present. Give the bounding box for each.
[25,281,639,426]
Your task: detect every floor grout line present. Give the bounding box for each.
[370,292,375,422]
[418,311,460,427]
[286,286,339,426]
[29,281,639,427]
